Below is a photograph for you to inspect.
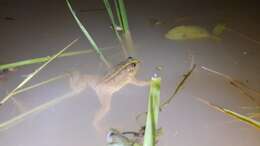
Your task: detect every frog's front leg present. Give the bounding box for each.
[130,78,150,87]
[93,90,113,133]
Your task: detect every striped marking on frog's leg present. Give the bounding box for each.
[93,90,113,133]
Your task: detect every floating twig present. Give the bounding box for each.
[160,64,196,110]
[201,66,257,101]
[225,27,260,46]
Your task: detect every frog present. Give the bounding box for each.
[106,126,163,146]
[69,57,150,132]
[107,128,134,146]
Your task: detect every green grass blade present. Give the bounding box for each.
[198,98,260,129]
[0,38,79,105]
[0,50,94,71]
[103,0,122,42]
[143,76,161,146]
[65,0,111,68]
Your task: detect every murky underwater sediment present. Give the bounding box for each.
[0,0,259,146]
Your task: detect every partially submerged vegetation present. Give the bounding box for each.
[0,1,259,146]
[165,24,226,41]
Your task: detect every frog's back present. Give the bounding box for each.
[98,57,140,92]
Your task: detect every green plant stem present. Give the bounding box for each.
[143,76,161,146]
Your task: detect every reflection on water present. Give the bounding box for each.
[0,0,260,146]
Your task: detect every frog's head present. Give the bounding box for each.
[125,57,140,74]
[107,128,120,142]
[106,128,120,143]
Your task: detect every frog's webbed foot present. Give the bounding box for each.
[130,78,150,87]
[69,71,88,93]
[93,91,112,133]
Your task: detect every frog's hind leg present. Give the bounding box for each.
[93,91,113,133]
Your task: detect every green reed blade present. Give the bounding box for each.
[65,0,111,68]
[103,0,122,42]
[103,0,129,58]
[114,0,135,56]
[143,76,161,146]
[113,0,123,29]
[0,38,79,105]
[0,50,94,71]
[114,0,129,33]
